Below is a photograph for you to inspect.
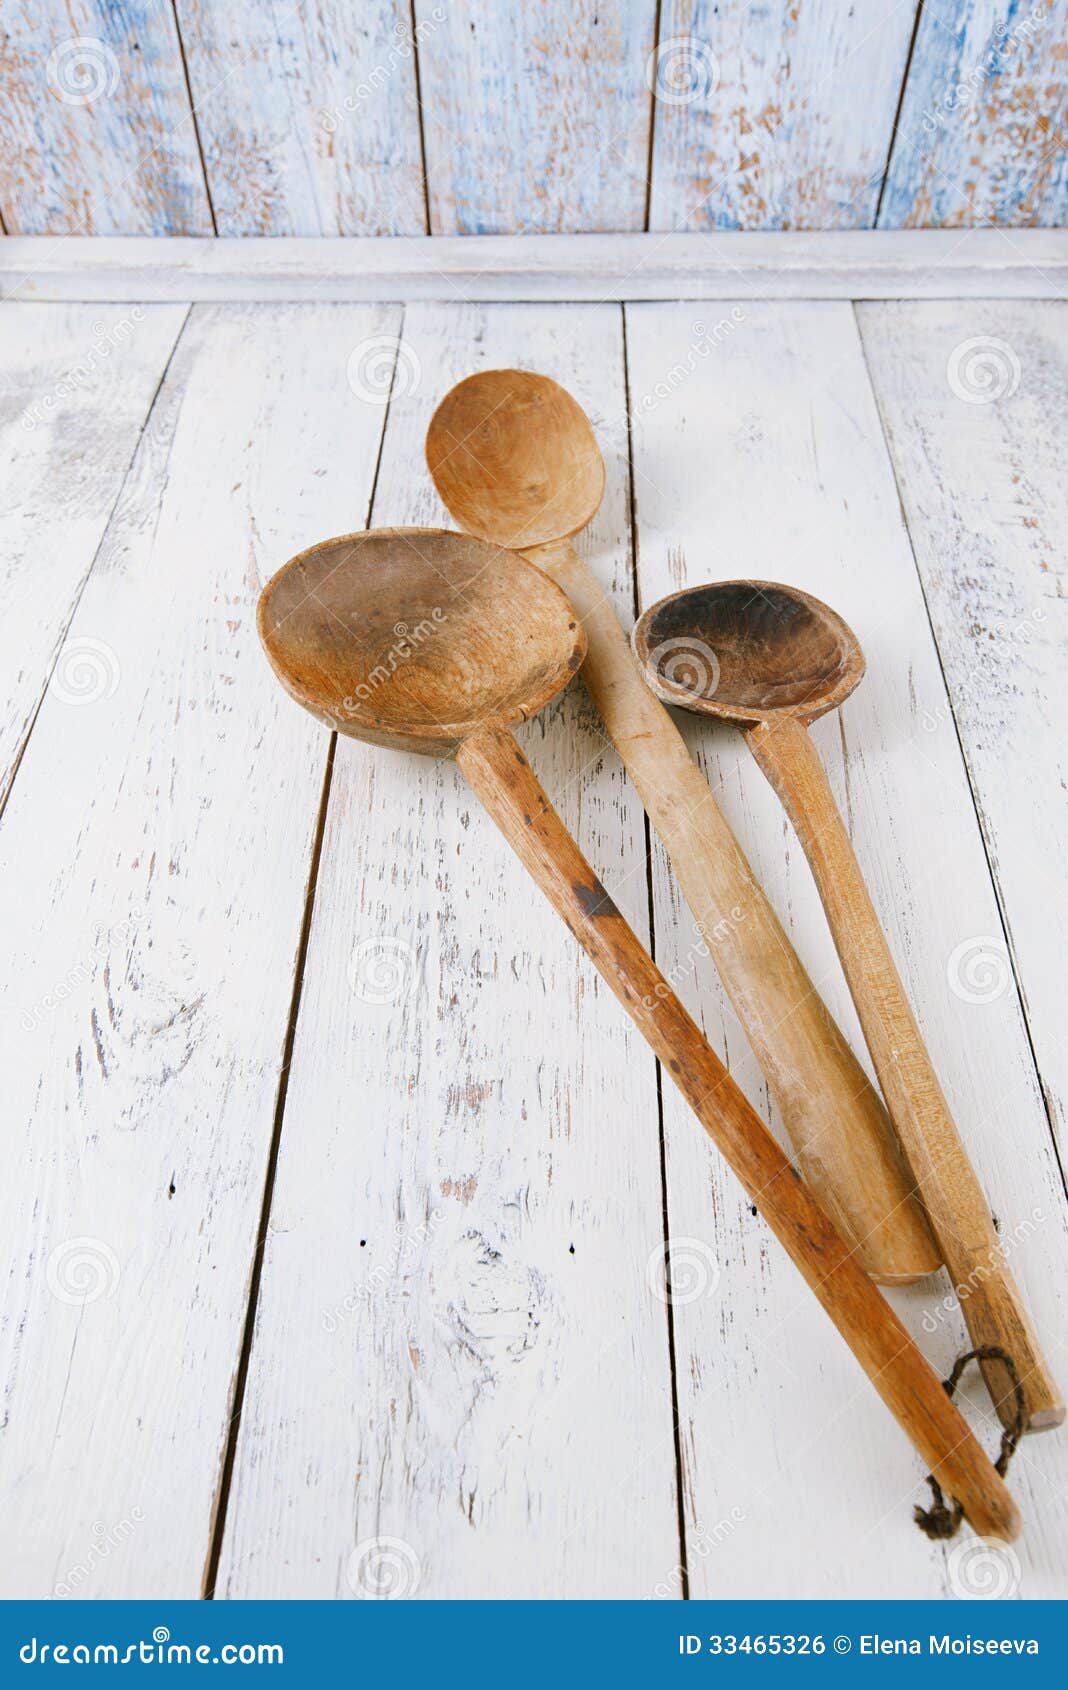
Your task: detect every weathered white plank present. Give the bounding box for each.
[0,0,211,234]
[415,3,656,234]
[0,301,397,1597]
[175,1,426,235]
[880,1,1068,227]
[626,299,1068,1597]
[216,301,681,1599]
[648,1,918,230]
[859,299,1068,1167]
[0,302,185,809]
[6,230,1067,305]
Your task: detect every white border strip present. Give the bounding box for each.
[2,230,1066,302]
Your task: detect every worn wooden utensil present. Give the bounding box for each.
[258,525,1019,1539]
[426,369,939,1285]
[634,578,1063,1435]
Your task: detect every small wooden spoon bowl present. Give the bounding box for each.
[257,527,586,757]
[426,369,605,548]
[633,580,864,727]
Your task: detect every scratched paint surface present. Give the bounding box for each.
[0,0,211,234]
[2,1,1067,231]
[175,0,427,234]
[413,1,657,233]
[880,0,1068,227]
[647,0,919,229]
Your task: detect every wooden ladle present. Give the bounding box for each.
[633,578,1063,1435]
[426,370,939,1285]
[258,525,1019,1540]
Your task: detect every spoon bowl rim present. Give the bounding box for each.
[632,578,865,725]
[426,367,607,548]
[257,524,588,755]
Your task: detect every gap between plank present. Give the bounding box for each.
[642,0,665,234]
[170,1,219,236]
[621,301,690,1599]
[408,0,434,235]
[0,303,192,822]
[853,300,1068,1214]
[202,310,408,1595]
[873,0,926,228]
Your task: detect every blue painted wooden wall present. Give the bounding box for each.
[0,0,1063,235]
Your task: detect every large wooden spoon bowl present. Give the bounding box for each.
[257,527,585,757]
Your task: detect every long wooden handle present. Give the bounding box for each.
[457,722,1020,1540]
[522,539,939,1285]
[747,713,1063,1433]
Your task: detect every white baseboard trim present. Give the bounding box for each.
[2,230,1065,303]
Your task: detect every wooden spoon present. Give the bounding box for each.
[426,370,939,1286]
[634,578,1063,1435]
[258,525,1020,1540]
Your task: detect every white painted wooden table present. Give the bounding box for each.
[2,236,1066,1602]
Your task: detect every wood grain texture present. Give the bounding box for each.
[175,0,426,234]
[625,299,1068,1596]
[880,0,1068,227]
[457,726,1018,1544]
[0,301,397,1597]
[648,0,919,230]
[0,301,185,810]
[6,231,1068,304]
[215,301,681,1599]
[858,299,1068,1212]
[414,2,656,234]
[0,0,211,234]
